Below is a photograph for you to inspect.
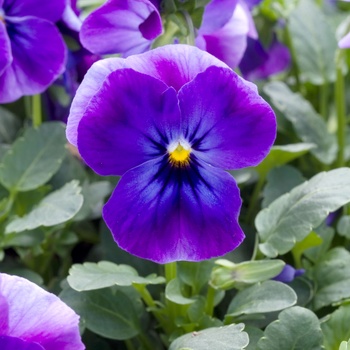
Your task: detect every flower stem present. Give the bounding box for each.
[165,262,177,282]
[205,285,216,317]
[181,10,195,46]
[335,64,346,168]
[246,175,265,224]
[32,94,42,128]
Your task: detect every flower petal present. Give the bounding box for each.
[77,68,181,176]
[0,21,12,76]
[80,0,162,56]
[339,31,350,49]
[3,0,65,22]
[0,294,9,333]
[179,66,276,169]
[0,336,44,350]
[103,157,244,263]
[196,3,249,68]
[0,17,66,103]
[67,44,227,146]
[0,273,84,350]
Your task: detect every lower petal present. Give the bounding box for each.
[0,21,12,76]
[103,157,245,263]
[0,17,66,103]
[0,336,44,350]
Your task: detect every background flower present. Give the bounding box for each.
[0,273,84,350]
[67,45,276,263]
[0,0,67,103]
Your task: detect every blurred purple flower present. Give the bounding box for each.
[66,45,276,263]
[239,36,291,80]
[0,0,67,103]
[61,0,81,32]
[80,0,163,56]
[0,273,84,350]
[273,264,305,283]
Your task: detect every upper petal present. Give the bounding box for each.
[80,0,162,56]
[0,21,12,76]
[0,273,84,350]
[0,17,66,103]
[0,336,44,350]
[77,68,181,176]
[103,157,245,263]
[179,66,276,169]
[66,44,227,146]
[3,0,65,22]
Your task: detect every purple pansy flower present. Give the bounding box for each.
[80,0,162,57]
[273,264,305,283]
[0,273,84,350]
[239,36,291,80]
[66,45,276,263]
[0,0,67,103]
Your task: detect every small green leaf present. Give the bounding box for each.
[255,143,314,178]
[0,107,20,144]
[340,340,350,350]
[262,165,305,208]
[291,231,322,267]
[0,122,67,191]
[264,82,337,164]
[60,286,141,340]
[245,326,264,350]
[337,216,350,239]
[169,324,249,350]
[257,168,350,257]
[322,304,350,350]
[257,307,323,350]
[67,261,165,291]
[5,181,83,233]
[165,278,196,305]
[211,259,285,290]
[288,0,337,84]
[312,248,350,310]
[226,281,297,317]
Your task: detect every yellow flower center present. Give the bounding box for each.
[168,141,191,167]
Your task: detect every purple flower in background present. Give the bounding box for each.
[66,45,276,263]
[273,264,305,283]
[0,0,67,103]
[80,0,162,56]
[239,36,291,80]
[0,273,84,350]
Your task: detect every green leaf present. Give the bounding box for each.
[337,216,350,239]
[262,165,305,208]
[312,248,350,310]
[211,259,285,290]
[257,306,323,350]
[0,107,20,144]
[255,143,314,178]
[257,168,350,257]
[245,326,264,350]
[165,278,196,305]
[226,281,297,317]
[0,122,67,191]
[169,324,249,350]
[67,261,165,291]
[264,82,337,164]
[288,0,337,84]
[59,286,141,340]
[178,260,213,294]
[5,181,83,233]
[291,231,322,267]
[322,304,350,350]
[340,341,350,350]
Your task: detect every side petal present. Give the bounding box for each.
[0,17,66,103]
[0,273,84,350]
[80,0,162,56]
[77,68,181,176]
[3,0,65,22]
[179,66,276,169]
[0,21,12,76]
[0,336,44,350]
[196,3,249,68]
[67,44,227,146]
[103,157,245,263]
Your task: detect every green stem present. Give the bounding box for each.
[125,339,135,350]
[181,10,195,46]
[0,190,17,224]
[246,175,266,224]
[205,285,216,317]
[137,333,154,350]
[335,59,346,168]
[320,81,329,119]
[32,94,42,128]
[165,262,177,282]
